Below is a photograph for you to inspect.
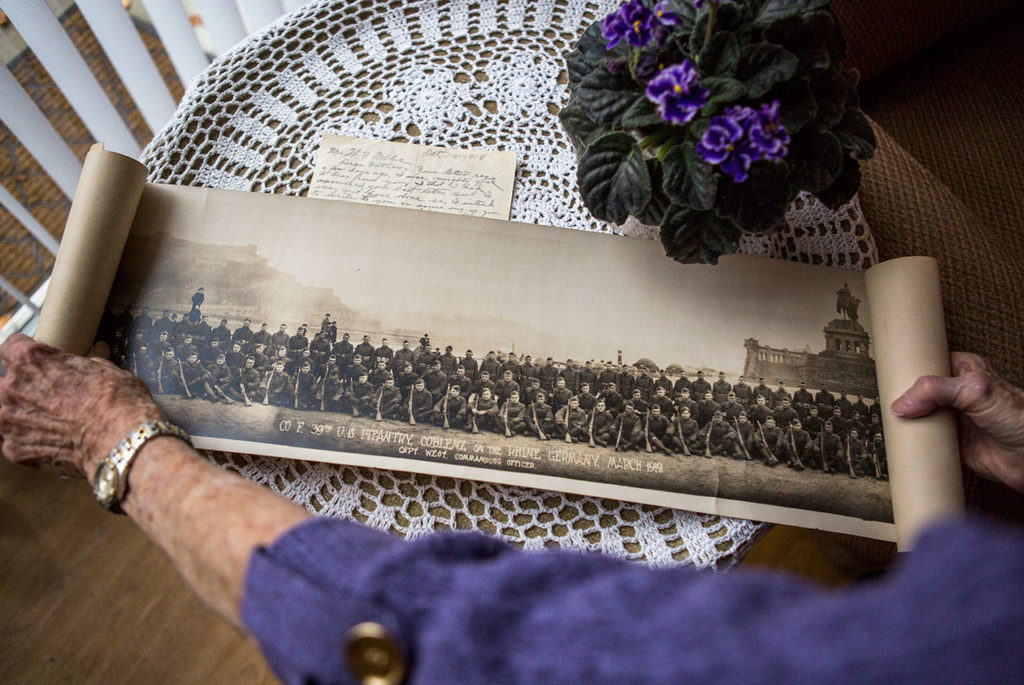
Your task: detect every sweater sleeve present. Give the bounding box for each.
[243,516,1024,684]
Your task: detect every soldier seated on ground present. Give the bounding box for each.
[525,390,554,440]
[779,418,812,471]
[406,379,435,424]
[554,396,588,443]
[750,416,781,466]
[499,391,528,437]
[262,360,293,407]
[432,384,468,429]
[588,399,616,447]
[469,388,500,433]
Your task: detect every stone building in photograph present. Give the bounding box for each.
[742,289,878,397]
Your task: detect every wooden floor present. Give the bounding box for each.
[0,458,276,684]
[1,453,891,683]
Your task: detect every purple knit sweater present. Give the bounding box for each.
[243,517,1024,684]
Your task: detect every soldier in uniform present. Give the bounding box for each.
[580,361,599,395]
[750,416,782,466]
[500,354,522,387]
[793,381,815,419]
[654,369,673,397]
[772,397,799,429]
[190,287,205,322]
[469,388,500,433]
[238,356,262,405]
[349,372,376,417]
[731,412,755,460]
[211,319,232,350]
[747,394,771,426]
[423,361,449,403]
[251,343,270,376]
[270,324,290,355]
[232,319,255,354]
[288,326,310,363]
[175,334,199,363]
[498,390,528,437]
[200,337,222,366]
[226,342,246,372]
[625,388,649,416]
[405,379,435,424]
[779,419,811,470]
[865,412,884,442]
[803,406,825,439]
[691,371,712,401]
[550,377,573,412]
[471,370,496,401]
[599,382,625,417]
[588,399,616,447]
[651,386,675,417]
[612,404,644,452]
[554,396,588,444]
[520,355,538,388]
[732,375,752,407]
[575,382,597,412]
[261,360,292,407]
[449,366,474,400]
[368,358,392,389]
[706,411,743,459]
[835,390,853,419]
[846,428,868,478]
[375,378,404,420]
[617,365,636,400]
[712,372,732,404]
[206,353,237,403]
[673,388,696,420]
[394,361,418,400]
[309,332,331,369]
[180,352,217,401]
[460,349,478,381]
[333,332,354,363]
[815,384,836,414]
[154,348,182,395]
[433,384,468,429]
[643,403,673,455]
[871,433,888,480]
[819,421,844,474]
[538,358,560,394]
[344,354,368,386]
[828,405,850,438]
[153,310,174,340]
[850,411,868,442]
[392,341,416,374]
[318,356,343,411]
[774,381,791,407]
[292,360,319,410]
[438,346,458,377]
[720,391,745,423]
[853,394,871,421]
[696,392,720,428]
[374,338,394,368]
[525,390,555,440]
[753,377,773,407]
[192,315,212,351]
[253,322,272,351]
[480,351,501,383]
[599,363,618,392]
[672,373,692,399]
[560,360,580,394]
[494,369,521,407]
[355,335,375,362]
[414,344,437,374]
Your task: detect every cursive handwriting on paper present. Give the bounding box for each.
[308,135,517,220]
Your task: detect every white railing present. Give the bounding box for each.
[0,0,306,337]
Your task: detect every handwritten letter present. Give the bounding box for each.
[309,135,517,220]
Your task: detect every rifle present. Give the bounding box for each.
[820,432,830,473]
[375,387,384,422]
[732,418,748,460]
[871,440,882,479]
[293,372,300,409]
[503,401,511,438]
[263,369,274,405]
[703,420,713,457]
[470,395,479,434]
[442,386,450,430]
[408,387,417,425]
[587,407,596,448]
[130,354,138,377]
[846,435,856,478]
[677,415,692,456]
[758,423,777,465]
[532,402,548,441]
[644,411,653,454]
[350,378,360,417]
[787,427,805,470]
[240,378,252,407]
[614,415,624,451]
[177,360,193,399]
[157,358,165,393]
[213,382,234,404]
[319,368,328,411]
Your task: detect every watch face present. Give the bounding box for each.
[93,460,118,507]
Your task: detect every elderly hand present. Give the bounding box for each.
[892,352,1024,494]
[0,333,164,480]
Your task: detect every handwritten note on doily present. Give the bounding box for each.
[309,135,516,219]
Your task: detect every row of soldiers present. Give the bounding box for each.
[114,306,886,480]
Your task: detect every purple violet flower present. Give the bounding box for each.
[697,102,789,182]
[747,100,790,161]
[653,2,681,26]
[601,1,655,50]
[645,61,709,126]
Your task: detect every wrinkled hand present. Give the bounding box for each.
[0,334,164,480]
[892,352,1024,494]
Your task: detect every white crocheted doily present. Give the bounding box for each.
[142,0,877,569]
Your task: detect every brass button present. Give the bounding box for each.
[345,621,405,685]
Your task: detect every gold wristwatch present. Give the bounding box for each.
[93,420,192,514]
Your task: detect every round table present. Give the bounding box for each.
[141,0,877,569]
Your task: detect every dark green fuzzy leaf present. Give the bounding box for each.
[660,0,698,34]
[620,97,664,128]
[577,133,652,224]
[637,161,673,226]
[814,156,860,209]
[558,102,600,151]
[737,43,799,99]
[578,66,644,126]
[691,2,748,54]
[698,32,740,78]
[662,143,718,211]
[763,10,833,74]
[717,160,792,234]
[809,70,848,130]
[753,0,830,28]
[769,78,816,134]
[660,205,742,264]
[566,22,626,90]
[704,76,747,104]
[833,109,876,159]
[788,130,842,192]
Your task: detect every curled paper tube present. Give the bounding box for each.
[35,144,148,354]
[866,257,964,550]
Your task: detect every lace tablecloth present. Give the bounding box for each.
[141,0,877,569]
